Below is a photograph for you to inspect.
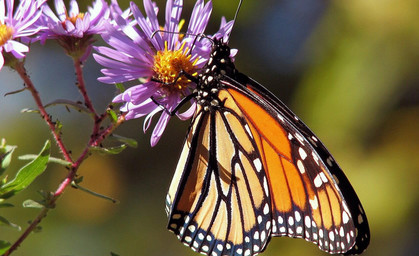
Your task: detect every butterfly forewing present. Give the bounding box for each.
[229,74,370,254]
[225,84,360,253]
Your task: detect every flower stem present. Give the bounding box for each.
[4,62,126,256]
[73,58,98,119]
[3,114,125,256]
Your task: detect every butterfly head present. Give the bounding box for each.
[193,38,237,111]
[199,38,236,85]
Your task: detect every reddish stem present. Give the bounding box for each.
[73,58,98,118]
[4,61,126,256]
[14,62,73,163]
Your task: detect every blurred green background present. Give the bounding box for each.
[1,0,419,255]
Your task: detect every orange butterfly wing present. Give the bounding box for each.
[166,96,272,255]
[165,39,369,256]
[227,85,360,253]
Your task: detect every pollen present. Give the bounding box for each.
[61,12,85,29]
[0,23,14,47]
[68,13,85,24]
[153,41,198,93]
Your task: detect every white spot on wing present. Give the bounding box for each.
[299,147,307,160]
[319,172,328,183]
[288,216,294,226]
[253,158,262,172]
[295,211,301,222]
[305,216,311,228]
[297,160,305,174]
[261,230,266,242]
[263,203,269,215]
[244,124,253,139]
[253,245,260,251]
[296,226,303,234]
[254,231,259,239]
[217,244,223,251]
[314,174,323,188]
[329,231,335,241]
[277,114,284,122]
[263,177,269,196]
[310,196,319,210]
[295,133,305,144]
[343,211,350,224]
[288,133,294,140]
[312,152,320,165]
[198,233,205,240]
[278,216,284,224]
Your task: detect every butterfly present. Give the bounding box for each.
[163,37,370,256]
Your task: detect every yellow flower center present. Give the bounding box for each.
[68,13,85,24]
[0,23,14,47]
[62,13,85,29]
[153,41,198,93]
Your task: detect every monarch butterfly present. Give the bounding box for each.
[164,36,370,256]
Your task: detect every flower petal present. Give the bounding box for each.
[150,111,171,147]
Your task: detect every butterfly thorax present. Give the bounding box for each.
[195,39,236,111]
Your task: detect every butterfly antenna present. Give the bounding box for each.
[150,30,197,39]
[227,0,243,40]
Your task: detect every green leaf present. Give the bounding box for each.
[71,181,119,204]
[90,144,127,155]
[4,87,27,96]
[22,199,44,209]
[0,139,17,176]
[20,108,40,114]
[18,155,71,167]
[0,216,21,230]
[55,119,63,135]
[110,134,138,148]
[110,252,120,256]
[114,83,125,92]
[44,99,91,114]
[107,108,118,123]
[0,141,50,199]
[0,240,11,255]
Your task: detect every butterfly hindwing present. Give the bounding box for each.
[166,96,275,255]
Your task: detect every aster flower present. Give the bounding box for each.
[0,0,45,70]
[94,0,235,146]
[34,0,109,60]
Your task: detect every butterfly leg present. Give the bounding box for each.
[151,92,197,116]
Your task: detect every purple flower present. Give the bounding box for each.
[94,0,235,146]
[34,0,109,60]
[0,0,45,70]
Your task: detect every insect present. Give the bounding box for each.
[163,8,369,256]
